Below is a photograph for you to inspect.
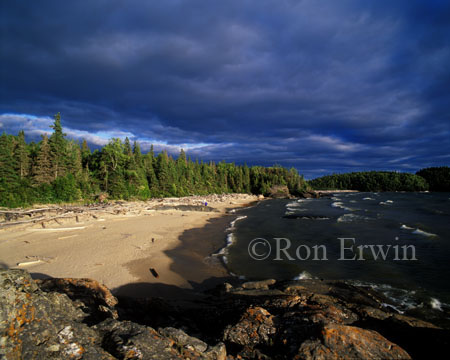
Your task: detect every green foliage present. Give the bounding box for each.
[416,167,450,192]
[3,112,447,208]
[309,171,429,192]
[52,174,81,202]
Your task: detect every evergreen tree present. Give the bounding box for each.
[143,152,158,195]
[14,130,30,179]
[66,140,83,178]
[155,151,170,194]
[0,132,19,184]
[49,112,68,179]
[133,141,143,169]
[32,134,54,185]
[81,139,91,167]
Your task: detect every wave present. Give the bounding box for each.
[400,224,437,237]
[348,281,417,313]
[293,271,314,280]
[226,215,247,231]
[331,201,355,211]
[285,208,307,214]
[331,201,344,208]
[363,197,375,201]
[431,298,443,311]
[286,200,308,207]
[379,200,393,205]
[400,224,414,230]
[412,228,437,237]
[337,214,373,223]
[284,214,330,220]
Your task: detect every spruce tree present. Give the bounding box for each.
[49,112,68,179]
[156,151,170,193]
[133,141,143,169]
[66,140,82,178]
[81,139,91,167]
[32,134,54,184]
[14,130,30,179]
[0,133,19,184]
[143,153,158,195]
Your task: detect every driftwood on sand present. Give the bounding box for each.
[0,194,260,230]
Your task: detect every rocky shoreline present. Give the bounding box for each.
[2,269,449,359]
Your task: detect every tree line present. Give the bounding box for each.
[308,168,449,192]
[0,113,309,207]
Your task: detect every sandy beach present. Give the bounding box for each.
[0,194,259,298]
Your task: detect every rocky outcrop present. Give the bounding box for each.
[268,185,292,199]
[0,270,224,359]
[2,270,449,359]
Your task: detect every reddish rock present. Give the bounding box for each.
[224,307,276,346]
[297,324,411,359]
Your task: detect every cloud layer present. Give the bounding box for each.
[1,0,449,178]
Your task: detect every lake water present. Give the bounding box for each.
[220,192,450,314]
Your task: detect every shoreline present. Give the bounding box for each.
[0,194,260,298]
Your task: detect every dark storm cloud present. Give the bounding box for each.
[1,0,449,178]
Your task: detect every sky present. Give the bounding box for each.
[1,0,449,179]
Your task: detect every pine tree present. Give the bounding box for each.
[156,151,170,193]
[49,112,68,179]
[32,134,54,184]
[81,139,91,167]
[0,133,19,184]
[133,141,143,169]
[14,130,30,179]
[144,153,158,195]
[66,140,82,178]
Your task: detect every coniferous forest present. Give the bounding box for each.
[308,169,449,192]
[1,114,448,208]
[0,114,309,207]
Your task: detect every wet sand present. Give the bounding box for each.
[117,215,234,298]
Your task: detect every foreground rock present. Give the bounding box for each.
[2,270,449,359]
[0,270,224,359]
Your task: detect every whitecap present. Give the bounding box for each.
[381,303,404,314]
[293,271,314,280]
[430,298,443,311]
[412,228,437,237]
[331,201,354,211]
[286,201,301,208]
[331,201,344,208]
[379,201,392,205]
[226,233,234,245]
[363,197,375,201]
[337,214,372,223]
[400,224,414,230]
[285,207,307,213]
[348,281,419,312]
[226,215,247,231]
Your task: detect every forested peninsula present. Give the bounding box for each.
[309,167,450,192]
[1,113,448,208]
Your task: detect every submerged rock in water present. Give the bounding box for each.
[2,269,449,359]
